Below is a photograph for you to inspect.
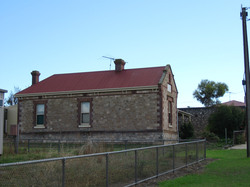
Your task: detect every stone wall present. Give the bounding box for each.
[19,91,166,141]
[19,131,164,142]
[161,67,178,140]
[178,107,216,137]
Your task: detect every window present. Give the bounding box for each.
[36,104,45,125]
[168,101,172,126]
[34,101,47,128]
[81,102,90,124]
[78,99,92,127]
[0,100,3,107]
[167,84,172,92]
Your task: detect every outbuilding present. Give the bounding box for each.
[15,59,178,142]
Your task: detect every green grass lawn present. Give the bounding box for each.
[159,149,250,187]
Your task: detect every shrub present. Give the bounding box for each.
[208,105,245,138]
[179,122,194,139]
[202,131,220,142]
[235,134,245,144]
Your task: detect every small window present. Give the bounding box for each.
[78,98,92,128]
[0,100,3,107]
[36,104,45,125]
[167,84,172,92]
[168,101,172,126]
[81,102,90,124]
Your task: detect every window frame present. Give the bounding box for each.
[78,98,92,128]
[167,73,172,93]
[33,100,47,128]
[167,83,172,93]
[167,97,173,127]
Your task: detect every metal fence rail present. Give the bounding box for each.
[6,138,180,153]
[0,139,206,187]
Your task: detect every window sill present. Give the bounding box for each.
[78,124,91,128]
[168,124,173,128]
[34,125,45,129]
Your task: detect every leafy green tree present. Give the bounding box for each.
[193,79,228,107]
[179,122,194,139]
[207,105,245,138]
[5,87,21,106]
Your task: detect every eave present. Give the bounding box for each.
[15,85,159,98]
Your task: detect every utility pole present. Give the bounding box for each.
[241,7,250,157]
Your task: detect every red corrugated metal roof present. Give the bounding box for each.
[17,66,166,95]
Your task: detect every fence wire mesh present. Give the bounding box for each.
[0,139,206,187]
[0,160,62,187]
[158,146,173,174]
[109,151,135,187]
[137,148,157,181]
[65,155,106,187]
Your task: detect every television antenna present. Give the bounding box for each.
[102,56,115,70]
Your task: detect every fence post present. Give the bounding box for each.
[58,140,61,153]
[185,143,188,167]
[62,159,65,187]
[225,128,228,144]
[124,140,128,150]
[14,136,18,154]
[196,142,198,162]
[106,153,109,187]
[28,139,30,153]
[204,139,206,160]
[233,131,235,145]
[172,145,175,173]
[135,150,138,184]
[156,147,159,178]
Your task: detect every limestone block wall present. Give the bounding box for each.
[18,91,164,141]
[20,131,164,142]
[178,107,216,137]
[161,68,178,140]
[19,100,33,132]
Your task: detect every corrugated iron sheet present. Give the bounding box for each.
[17,66,165,95]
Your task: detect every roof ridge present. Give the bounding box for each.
[53,66,166,76]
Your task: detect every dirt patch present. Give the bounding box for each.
[136,159,215,187]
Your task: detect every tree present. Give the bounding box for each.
[193,79,228,107]
[207,105,245,138]
[5,87,21,106]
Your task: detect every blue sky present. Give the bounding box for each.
[0,0,249,107]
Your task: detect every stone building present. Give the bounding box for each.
[15,59,178,142]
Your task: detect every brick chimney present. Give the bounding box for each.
[31,70,40,85]
[114,59,125,72]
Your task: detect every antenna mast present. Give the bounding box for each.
[102,56,115,70]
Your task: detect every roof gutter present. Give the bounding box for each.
[15,85,159,98]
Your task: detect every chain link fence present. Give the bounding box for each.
[0,139,206,187]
